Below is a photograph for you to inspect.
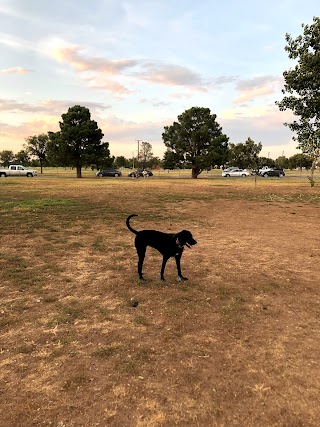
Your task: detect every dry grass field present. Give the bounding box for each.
[1,171,320,427]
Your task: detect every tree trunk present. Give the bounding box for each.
[76,165,82,178]
[307,158,317,187]
[191,166,201,179]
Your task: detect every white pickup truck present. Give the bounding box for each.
[0,165,38,177]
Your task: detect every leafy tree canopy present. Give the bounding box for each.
[0,150,15,167]
[138,142,153,166]
[276,16,320,183]
[25,133,49,173]
[257,157,275,169]
[114,156,130,168]
[15,150,30,166]
[288,153,313,170]
[162,107,229,178]
[162,149,184,170]
[47,105,109,178]
[274,155,289,169]
[228,137,262,169]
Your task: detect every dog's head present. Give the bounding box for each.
[176,230,197,248]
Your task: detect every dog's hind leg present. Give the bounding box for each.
[136,244,147,280]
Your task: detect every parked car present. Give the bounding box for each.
[96,168,122,177]
[128,169,153,178]
[260,168,285,177]
[222,167,238,172]
[222,168,250,177]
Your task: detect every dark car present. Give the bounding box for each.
[128,169,153,178]
[96,168,122,177]
[260,168,285,178]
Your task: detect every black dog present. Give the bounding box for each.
[126,214,197,281]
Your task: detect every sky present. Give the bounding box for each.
[0,0,319,160]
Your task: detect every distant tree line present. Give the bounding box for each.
[0,104,316,178]
[1,138,314,175]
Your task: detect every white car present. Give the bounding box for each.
[222,168,250,177]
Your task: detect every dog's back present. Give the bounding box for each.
[135,229,175,255]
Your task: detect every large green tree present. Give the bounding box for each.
[162,107,229,178]
[25,133,49,174]
[0,150,14,167]
[288,153,313,170]
[15,150,30,166]
[47,105,109,178]
[162,149,184,170]
[276,17,320,185]
[228,137,262,169]
[275,155,289,169]
[114,156,130,168]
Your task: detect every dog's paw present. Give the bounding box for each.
[177,276,188,282]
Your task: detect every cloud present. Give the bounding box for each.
[0,67,33,75]
[233,75,284,103]
[0,118,60,155]
[0,98,111,115]
[83,75,133,95]
[219,104,296,153]
[140,98,172,107]
[135,62,208,92]
[51,45,210,93]
[53,46,138,74]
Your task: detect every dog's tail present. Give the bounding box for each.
[126,214,139,235]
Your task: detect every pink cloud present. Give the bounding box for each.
[54,47,138,74]
[0,67,33,75]
[52,46,209,93]
[234,75,284,103]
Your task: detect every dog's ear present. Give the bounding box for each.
[178,230,190,242]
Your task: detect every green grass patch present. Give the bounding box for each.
[1,198,78,211]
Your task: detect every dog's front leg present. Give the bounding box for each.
[160,256,170,281]
[175,253,188,281]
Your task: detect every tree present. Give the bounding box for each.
[276,17,320,185]
[275,155,289,169]
[47,105,109,178]
[25,133,49,174]
[162,107,229,178]
[138,142,153,167]
[114,156,130,168]
[14,150,30,165]
[288,153,313,170]
[257,156,275,169]
[228,137,262,169]
[146,157,161,169]
[0,150,14,167]
[162,149,184,169]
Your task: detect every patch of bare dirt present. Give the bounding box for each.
[0,178,319,426]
